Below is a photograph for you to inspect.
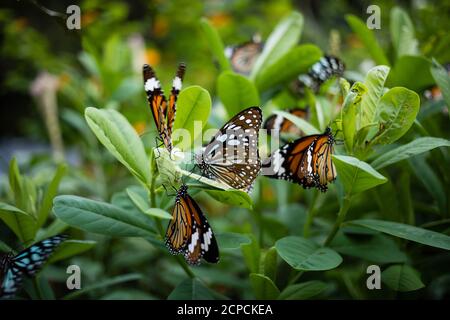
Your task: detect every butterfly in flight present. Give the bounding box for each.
[0,235,67,299]
[225,35,263,75]
[143,63,186,153]
[195,107,262,192]
[165,184,219,265]
[264,108,309,137]
[262,127,337,192]
[292,55,345,94]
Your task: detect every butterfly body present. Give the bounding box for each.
[165,184,219,265]
[195,107,262,192]
[0,235,67,299]
[263,127,336,192]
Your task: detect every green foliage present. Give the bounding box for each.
[382,265,425,292]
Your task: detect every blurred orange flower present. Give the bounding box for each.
[145,48,161,66]
[133,121,147,136]
[153,16,169,38]
[13,18,28,31]
[82,11,99,27]
[209,12,231,28]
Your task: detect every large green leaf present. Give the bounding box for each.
[278,281,328,300]
[168,278,223,300]
[53,195,155,237]
[371,137,450,169]
[382,265,424,292]
[85,107,151,184]
[369,87,420,145]
[390,7,418,59]
[275,236,342,271]
[360,65,390,127]
[173,86,211,151]
[48,240,97,263]
[254,45,322,91]
[206,189,253,209]
[37,164,66,229]
[386,56,434,92]
[216,232,251,249]
[331,233,407,264]
[251,11,304,79]
[345,15,389,65]
[430,59,450,111]
[332,155,387,195]
[217,71,259,117]
[199,18,231,72]
[249,273,280,300]
[126,188,172,219]
[346,219,450,250]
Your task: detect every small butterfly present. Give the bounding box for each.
[195,107,262,192]
[143,63,186,153]
[262,127,337,192]
[264,108,309,137]
[225,35,263,75]
[0,235,67,299]
[165,184,219,265]
[293,55,345,93]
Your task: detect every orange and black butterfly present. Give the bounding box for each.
[195,107,262,192]
[165,184,219,265]
[143,63,186,153]
[262,127,336,192]
[264,108,309,137]
[225,35,263,75]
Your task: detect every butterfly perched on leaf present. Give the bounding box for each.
[292,55,345,94]
[0,235,67,299]
[264,108,309,137]
[225,35,263,75]
[143,63,186,153]
[165,184,219,265]
[262,127,337,192]
[195,107,262,192]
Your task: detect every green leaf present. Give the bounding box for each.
[0,240,12,252]
[251,11,304,79]
[249,273,280,300]
[360,65,390,127]
[371,137,450,169]
[370,87,420,145]
[345,15,389,65]
[206,189,253,209]
[168,278,223,300]
[332,155,387,195]
[390,7,418,59]
[278,281,328,300]
[53,195,156,237]
[331,233,407,264]
[64,274,142,300]
[342,82,367,153]
[0,202,30,216]
[430,59,450,111]
[217,71,259,117]
[254,44,322,92]
[386,56,434,92]
[241,235,261,273]
[263,247,278,282]
[126,188,172,219]
[217,232,251,249]
[346,219,450,250]
[36,219,69,241]
[85,107,151,184]
[199,18,231,72]
[273,110,320,135]
[173,86,212,151]
[275,236,342,271]
[48,240,97,263]
[37,164,66,229]
[382,265,425,292]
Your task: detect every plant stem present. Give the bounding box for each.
[324,196,352,246]
[303,191,321,238]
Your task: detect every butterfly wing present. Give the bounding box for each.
[167,63,186,140]
[296,55,345,93]
[264,108,308,136]
[312,132,337,191]
[226,40,262,75]
[182,192,219,265]
[0,264,23,299]
[143,64,172,151]
[196,107,262,192]
[165,192,193,254]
